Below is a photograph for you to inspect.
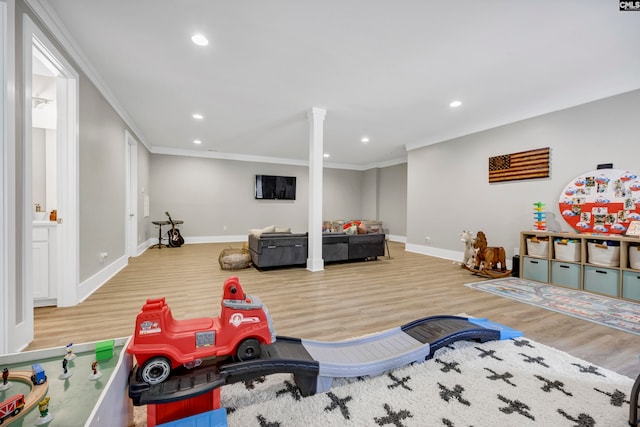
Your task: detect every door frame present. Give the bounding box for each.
[23,15,79,315]
[125,130,138,257]
[0,0,11,354]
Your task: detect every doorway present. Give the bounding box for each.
[18,15,79,351]
[30,41,58,307]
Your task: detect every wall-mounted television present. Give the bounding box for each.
[255,175,297,200]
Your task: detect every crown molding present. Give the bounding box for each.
[151,146,406,171]
[152,146,310,167]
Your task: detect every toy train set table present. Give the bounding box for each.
[0,339,131,426]
[559,168,640,234]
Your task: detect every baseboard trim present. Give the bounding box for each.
[77,254,128,304]
[183,235,249,244]
[137,239,153,255]
[405,243,462,262]
[405,243,513,270]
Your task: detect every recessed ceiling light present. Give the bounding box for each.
[193,139,202,144]
[323,153,330,158]
[191,34,209,46]
[361,137,370,143]
[192,113,203,120]
[449,100,462,108]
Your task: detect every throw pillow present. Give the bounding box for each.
[249,225,276,238]
[357,223,367,234]
[275,227,291,233]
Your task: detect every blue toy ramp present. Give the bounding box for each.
[467,317,523,340]
[298,315,521,394]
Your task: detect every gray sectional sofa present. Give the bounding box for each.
[248,232,385,269]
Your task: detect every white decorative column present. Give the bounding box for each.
[307,107,326,272]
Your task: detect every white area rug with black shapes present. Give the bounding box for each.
[221,337,635,426]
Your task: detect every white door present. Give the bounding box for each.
[126,131,139,257]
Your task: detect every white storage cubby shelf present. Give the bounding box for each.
[519,231,640,302]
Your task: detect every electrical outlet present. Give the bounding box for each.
[99,252,108,263]
[425,236,431,244]
[223,225,227,231]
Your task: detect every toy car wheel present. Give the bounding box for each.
[12,407,22,416]
[139,357,172,385]
[236,338,261,361]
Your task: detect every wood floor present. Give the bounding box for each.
[27,241,640,378]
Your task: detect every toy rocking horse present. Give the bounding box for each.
[459,230,476,268]
[462,231,511,278]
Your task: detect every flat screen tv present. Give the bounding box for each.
[255,175,296,200]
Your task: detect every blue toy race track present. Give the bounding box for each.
[129,315,521,404]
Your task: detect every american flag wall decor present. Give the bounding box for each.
[488,147,550,183]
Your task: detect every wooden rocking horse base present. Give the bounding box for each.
[462,263,512,279]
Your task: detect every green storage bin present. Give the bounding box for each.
[551,261,580,289]
[583,266,619,297]
[95,339,115,361]
[522,256,548,282]
[622,271,640,302]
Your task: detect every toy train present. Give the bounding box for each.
[127,276,275,385]
[0,394,25,424]
[31,363,47,385]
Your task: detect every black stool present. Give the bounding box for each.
[151,220,170,249]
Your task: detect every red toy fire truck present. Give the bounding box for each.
[0,394,25,424]
[127,276,276,385]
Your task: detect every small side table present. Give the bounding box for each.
[151,221,170,248]
[151,220,183,249]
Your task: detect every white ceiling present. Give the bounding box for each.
[36,1,640,169]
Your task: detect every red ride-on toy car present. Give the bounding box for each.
[127,276,276,385]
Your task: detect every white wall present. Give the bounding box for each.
[379,163,407,238]
[150,155,309,237]
[149,154,374,238]
[77,75,127,282]
[407,89,640,261]
[323,168,365,222]
[361,168,378,220]
[31,127,45,210]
